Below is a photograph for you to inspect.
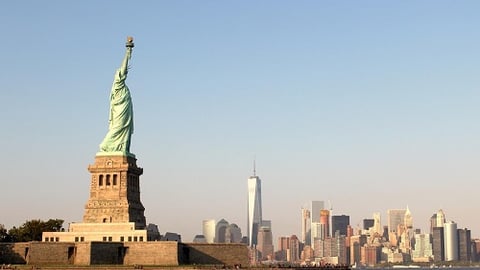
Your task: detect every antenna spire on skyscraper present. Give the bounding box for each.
[253,156,256,176]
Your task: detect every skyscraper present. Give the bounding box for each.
[387,209,406,233]
[431,209,446,261]
[257,226,274,260]
[430,213,437,235]
[332,215,349,237]
[436,209,446,228]
[314,232,347,265]
[472,239,480,262]
[277,236,290,261]
[311,201,325,223]
[444,221,459,261]
[288,235,301,262]
[373,212,382,235]
[320,210,330,239]
[401,207,414,253]
[363,219,374,231]
[247,168,262,247]
[458,228,472,261]
[202,219,215,243]
[215,219,229,243]
[411,233,433,262]
[301,207,311,245]
[310,200,325,246]
[193,235,207,243]
[432,227,444,262]
[404,207,413,229]
[229,223,243,243]
[350,234,367,265]
[262,220,272,229]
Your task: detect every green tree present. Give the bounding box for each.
[7,226,21,242]
[7,219,64,242]
[0,224,10,242]
[44,219,64,232]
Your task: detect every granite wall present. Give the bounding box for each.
[1,241,248,267]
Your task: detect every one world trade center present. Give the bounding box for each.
[247,168,262,247]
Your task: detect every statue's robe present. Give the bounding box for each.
[99,49,134,154]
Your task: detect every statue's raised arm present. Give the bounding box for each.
[117,37,134,82]
[113,37,134,88]
[98,37,136,156]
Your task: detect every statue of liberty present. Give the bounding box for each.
[99,37,135,155]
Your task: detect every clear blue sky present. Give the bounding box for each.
[1,1,480,242]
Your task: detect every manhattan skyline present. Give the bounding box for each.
[1,1,480,243]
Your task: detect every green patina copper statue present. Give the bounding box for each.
[99,37,135,156]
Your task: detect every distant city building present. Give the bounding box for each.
[363,219,374,231]
[313,238,326,259]
[215,219,229,243]
[404,206,413,229]
[389,231,400,247]
[301,244,314,262]
[247,170,262,247]
[432,226,445,262]
[458,228,472,261]
[314,232,347,265]
[436,209,446,228]
[346,225,353,237]
[373,213,382,235]
[320,210,330,239]
[161,232,181,242]
[262,220,271,228]
[399,207,414,254]
[229,223,243,243]
[311,201,325,223]
[212,222,243,244]
[310,201,326,248]
[193,234,207,243]
[257,226,274,260]
[202,219,215,243]
[249,247,261,265]
[444,221,459,261]
[332,215,350,236]
[241,236,248,245]
[350,234,367,265]
[382,226,389,241]
[288,235,301,262]
[301,207,311,245]
[472,239,480,262]
[431,209,447,261]
[345,225,353,265]
[146,223,161,241]
[276,235,301,262]
[411,233,433,262]
[311,222,321,250]
[361,245,379,267]
[276,236,290,261]
[430,213,437,235]
[387,209,406,233]
[387,249,404,264]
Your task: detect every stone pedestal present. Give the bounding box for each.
[83,155,146,229]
